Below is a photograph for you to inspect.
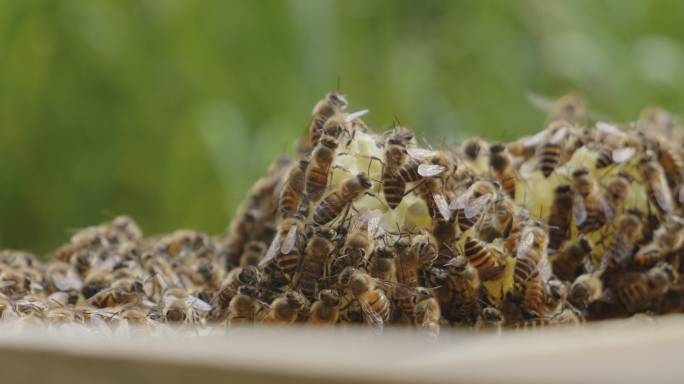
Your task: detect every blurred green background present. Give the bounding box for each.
[2,0,684,255]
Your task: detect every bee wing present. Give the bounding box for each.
[450,185,474,210]
[351,208,371,232]
[371,278,413,297]
[346,109,369,123]
[549,126,568,144]
[148,318,179,337]
[611,147,636,163]
[465,193,492,219]
[433,193,451,221]
[407,148,436,161]
[29,300,48,310]
[572,188,588,225]
[516,232,535,260]
[523,129,549,148]
[651,175,674,212]
[96,254,121,272]
[142,299,159,308]
[358,297,383,335]
[595,185,615,224]
[418,164,447,178]
[679,184,684,204]
[281,225,298,255]
[259,236,282,268]
[367,210,383,238]
[1,310,18,328]
[114,319,131,340]
[185,295,212,311]
[537,251,551,283]
[161,295,177,307]
[596,121,626,138]
[421,303,433,328]
[613,233,635,267]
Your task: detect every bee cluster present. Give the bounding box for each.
[2,92,684,342]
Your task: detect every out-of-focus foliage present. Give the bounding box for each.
[1,0,684,255]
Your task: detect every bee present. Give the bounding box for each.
[431,220,458,267]
[489,142,517,198]
[513,221,550,287]
[547,185,574,252]
[305,136,340,202]
[260,291,306,327]
[382,135,410,209]
[450,178,499,233]
[552,235,595,282]
[412,287,440,347]
[393,237,419,317]
[526,92,587,123]
[599,173,633,225]
[87,277,146,309]
[461,137,488,162]
[341,208,383,268]
[474,305,504,334]
[221,285,261,326]
[618,263,674,314]
[476,195,521,251]
[295,226,337,302]
[442,255,481,322]
[524,120,571,178]
[632,215,684,270]
[599,208,643,286]
[337,267,402,335]
[312,172,375,227]
[572,167,614,232]
[160,286,212,326]
[225,265,262,291]
[278,159,309,218]
[568,270,605,310]
[302,92,348,150]
[656,140,684,186]
[239,241,267,267]
[51,265,85,305]
[369,246,395,281]
[114,307,177,339]
[463,236,506,282]
[192,260,224,290]
[594,122,639,169]
[308,289,340,326]
[259,215,305,277]
[638,155,675,214]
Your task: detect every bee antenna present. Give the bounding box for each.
[393,114,401,125]
[497,128,508,141]
[51,298,64,307]
[457,169,473,183]
[144,272,159,286]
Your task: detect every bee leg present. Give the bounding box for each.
[364,192,385,206]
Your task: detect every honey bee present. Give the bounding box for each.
[337,267,401,334]
[369,246,395,281]
[393,237,419,317]
[114,307,177,339]
[474,305,504,334]
[308,289,340,326]
[450,178,499,232]
[412,287,440,347]
[600,173,633,225]
[222,285,261,326]
[552,235,594,282]
[461,137,488,162]
[568,270,604,310]
[632,215,684,270]
[192,260,224,290]
[547,185,574,252]
[599,208,643,286]
[312,172,375,226]
[278,159,309,218]
[656,140,684,186]
[341,208,383,268]
[476,195,521,251]
[295,226,337,301]
[382,135,410,209]
[513,221,550,287]
[572,167,614,232]
[225,265,262,290]
[259,215,305,277]
[524,120,572,178]
[160,286,212,325]
[618,263,675,314]
[489,142,518,198]
[302,92,348,150]
[86,277,146,309]
[594,122,639,169]
[442,255,481,322]
[463,236,506,282]
[260,291,306,327]
[305,136,340,202]
[239,241,267,267]
[638,155,674,214]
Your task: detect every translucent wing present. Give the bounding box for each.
[148,318,179,337]
[612,232,635,267]
[24,300,48,310]
[421,304,434,328]
[523,129,549,148]
[358,297,383,335]
[537,252,551,283]
[407,148,436,161]
[450,185,474,210]
[651,175,674,212]
[572,188,588,225]
[91,313,113,339]
[52,267,84,291]
[96,254,121,272]
[351,208,371,232]
[371,278,413,297]
[418,164,447,178]
[185,295,212,311]
[596,121,626,138]
[114,319,131,340]
[433,193,451,221]
[367,210,383,238]
[66,267,84,290]
[525,91,558,112]
[516,232,535,260]
[596,185,615,224]
[143,298,159,308]
[2,310,18,327]
[679,185,684,204]
[259,236,281,268]
[549,126,568,145]
[281,225,298,255]
[612,147,636,163]
[346,109,369,123]
[465,193,492,219]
